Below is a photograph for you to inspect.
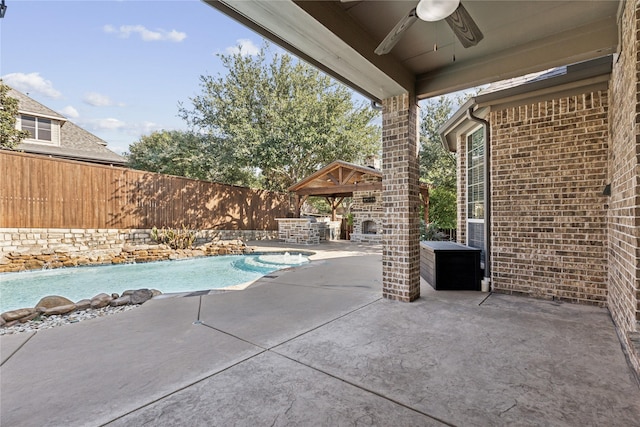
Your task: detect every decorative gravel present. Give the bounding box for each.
[0,305,141,336]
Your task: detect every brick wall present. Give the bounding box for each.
[382,93,421,302]
[608,0,640,374]
[490,92,609,305]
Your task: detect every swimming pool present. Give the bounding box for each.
[0,253,309,313]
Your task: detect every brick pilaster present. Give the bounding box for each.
[382,93,420,302]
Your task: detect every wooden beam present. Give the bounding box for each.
[325,172,340,185]
[342,169,357,185]
[415,17,617,98]
[292,0,415,98]
[295,183,380,196]
[208,1,410,102]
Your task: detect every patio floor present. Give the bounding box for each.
[1,241,639,426]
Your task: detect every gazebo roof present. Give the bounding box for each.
[289,160,430,199]
[288,160,381,198]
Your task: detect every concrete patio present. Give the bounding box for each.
[1,241,639,426]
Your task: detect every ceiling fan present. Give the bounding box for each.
[373,0,483,55]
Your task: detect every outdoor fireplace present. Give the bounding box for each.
[362,220,378,235]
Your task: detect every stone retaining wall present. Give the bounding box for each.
[0,241,251,273]
[0,228,277,266]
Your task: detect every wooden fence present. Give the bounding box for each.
[0,151,290,230]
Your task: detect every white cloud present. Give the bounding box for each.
[83,92,114,107]
[83,118,126,131]
[225,38,260,56]
[132,121,163,135]
[1,72,61,98]
[60,106,79,119]
[103,24,186,42]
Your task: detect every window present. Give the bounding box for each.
[467,127,485,254]
[21,115,52,142]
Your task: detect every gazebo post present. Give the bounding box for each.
[420,187,430,224]
[325,196,336,221]
[293,194,301,218]
[296,195,309,217]
[324,196,343,221]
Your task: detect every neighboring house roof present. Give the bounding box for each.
[8,87,67,121]
[7,87,127,166]
[438,55,613,152]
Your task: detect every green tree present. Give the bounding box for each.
[127,130,258,186]
[419,96,460,230]
[179,43,380,191]
[0,81,29,149]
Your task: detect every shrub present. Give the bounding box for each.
[151,225,196,250]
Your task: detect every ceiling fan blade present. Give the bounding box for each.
[375,8,418,55]
[445,3,483,48]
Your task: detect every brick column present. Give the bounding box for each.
[382,93,420,302]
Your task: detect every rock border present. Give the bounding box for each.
[0,239,252,273]
[0,289,161,330]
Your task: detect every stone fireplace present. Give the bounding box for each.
[362,220,378,235]
[350,180,383,243]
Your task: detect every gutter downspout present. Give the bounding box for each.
[466,107,491,289]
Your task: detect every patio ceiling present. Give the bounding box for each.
[204,0,621,102]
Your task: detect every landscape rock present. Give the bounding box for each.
[130,289,153,304]
[90,293,112,309]
[19,312,40,323]
[75,299,91,310]
[1,304,140,335]
[121,244,136,253]
[35,295,75,310]
[2,308,37,322]
[41,304,77,316]
[110,295,131,307]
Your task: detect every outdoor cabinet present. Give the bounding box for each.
[420,241,481,291]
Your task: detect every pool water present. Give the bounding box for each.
[0,253,309,313]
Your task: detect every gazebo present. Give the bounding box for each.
[279,160,430,244]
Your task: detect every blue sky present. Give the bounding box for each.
[0,0,280,154]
